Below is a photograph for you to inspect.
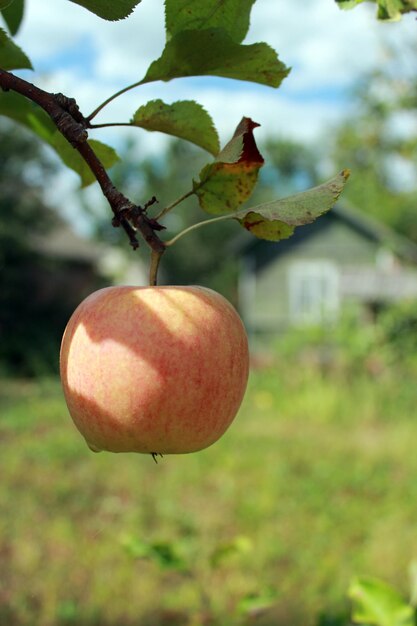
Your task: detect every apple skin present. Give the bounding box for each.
[60,285,249,455]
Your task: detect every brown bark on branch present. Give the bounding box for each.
[0,68,166,256]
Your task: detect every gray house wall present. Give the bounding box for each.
[239,210,417,334]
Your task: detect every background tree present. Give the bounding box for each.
[330,45,417,240]
[0,122,105,375]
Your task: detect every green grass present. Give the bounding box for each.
[1,363,417,626]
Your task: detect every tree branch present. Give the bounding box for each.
[0,68,166,258]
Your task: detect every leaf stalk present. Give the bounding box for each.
[165,214,234,247]
[155,189,196,221]
[86,80,144,122]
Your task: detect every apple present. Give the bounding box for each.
[60,285,249,455]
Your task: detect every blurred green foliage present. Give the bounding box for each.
[0,122,58,375]
[348,575,415,626]
[2,334,417,624]
[274,300,417,379]
[0,123,104,377]
[331,53,417,242]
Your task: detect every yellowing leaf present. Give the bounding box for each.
[196,162,262,214]
[235,170,350,241]
[239,212,295,241]
[194,117,264,215]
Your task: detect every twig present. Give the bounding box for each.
[0,68,166,260]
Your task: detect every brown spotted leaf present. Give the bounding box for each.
[194,117,264,215]
[235,170,350,241]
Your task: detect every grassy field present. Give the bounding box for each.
[1,357,417,626]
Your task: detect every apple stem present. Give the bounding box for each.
[149,249,164,286]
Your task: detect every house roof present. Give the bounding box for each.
[237,202,417,265]
[332,203,417,263]
[30,220,106,264]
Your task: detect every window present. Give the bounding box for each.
[289,261,339,325]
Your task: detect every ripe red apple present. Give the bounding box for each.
[60,285,249,455]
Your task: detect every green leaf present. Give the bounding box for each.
[68,0,141,20]
[194,117,264,215]
[120,535,188,571]
[375,0,417,19]
[237,590,278,617]
[210,535,253,568]
[0,91,119,186]
[0,0,14,9]
[0,27,31,69]
[131,99,219,155]
[1,0,24,35]
[335,0,417,19]
[0,90,55,137]
[165,0,256,43]
[349,576,414,626]
[142,28,289,88]
[335,0,364,8]
[234,170,350,241]
[52,133,120,187]
[147,541,188,571]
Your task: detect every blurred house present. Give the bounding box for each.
[0,218,147,376]
[30,220,148,291]
[238,204,417,336]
